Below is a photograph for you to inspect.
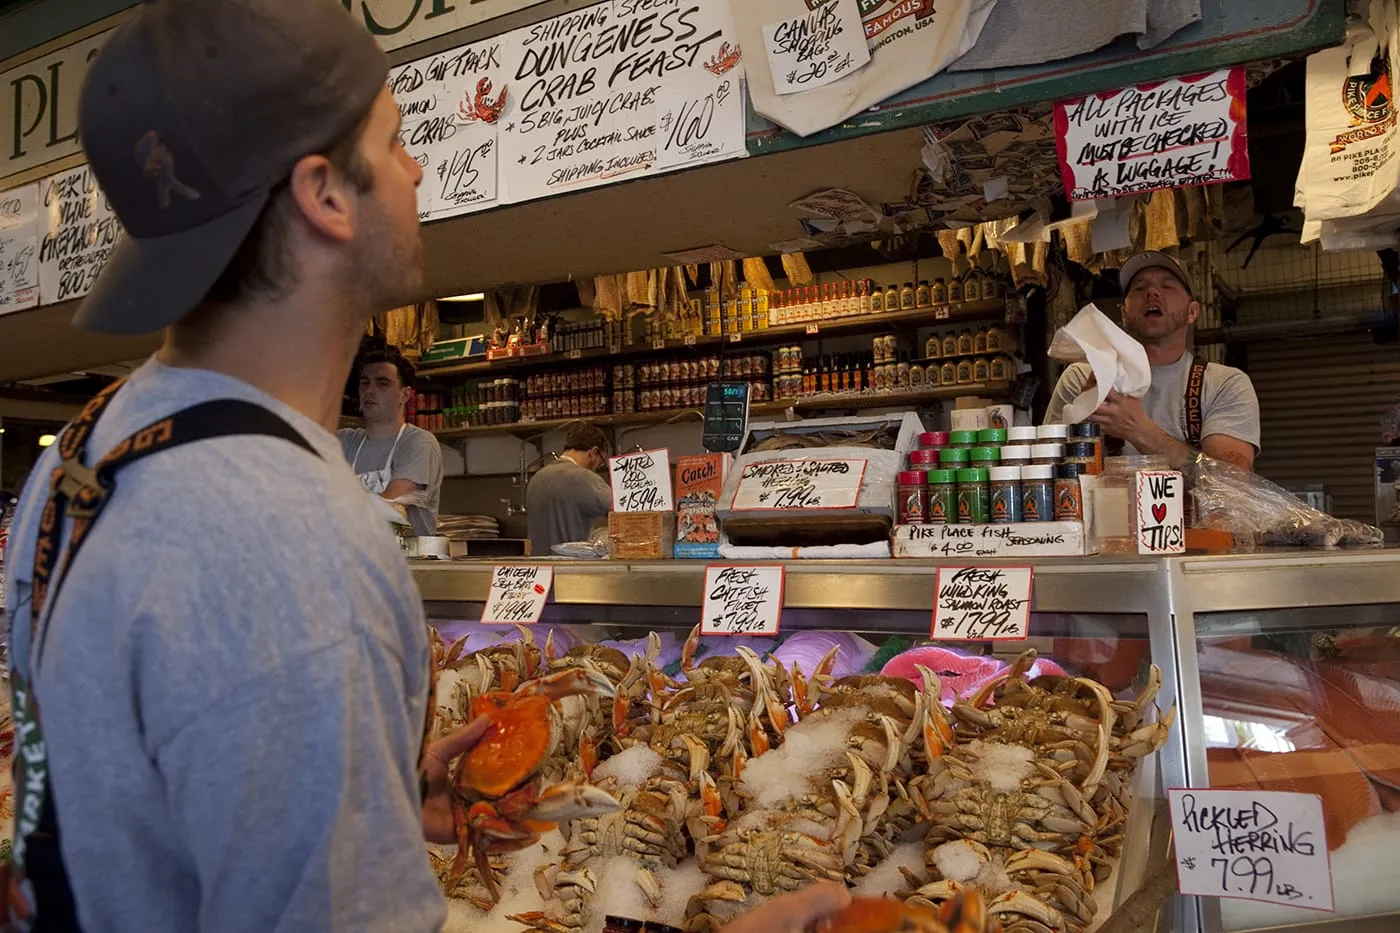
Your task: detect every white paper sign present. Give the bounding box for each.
[0,184,40,315]
[894,522,1087,559]
[701,565,784,635]
[1168,789,1334,912]
[610,448,674,512]
[730,458,867,511]
[656,71,745,171]
[932,566,1033,641]
[481,564,554,624]
[1055,68,1251,200]
[37,165,122,306]
[1136,470,1186,554]
[763,0,871,95]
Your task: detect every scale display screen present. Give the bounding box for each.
[702,382,751,453]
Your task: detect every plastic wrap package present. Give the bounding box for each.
[552,526,610,559]
[430,621,580,655]
[1191,457,1385,548]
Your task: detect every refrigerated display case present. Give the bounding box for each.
[412,552,1400,933]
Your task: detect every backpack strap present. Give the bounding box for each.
[10,388,318,932]
[1184,360,1208,450]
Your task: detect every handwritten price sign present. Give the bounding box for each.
[931,566,1033,642]
[701,565,785,636]
[1168,789,1334,911]
[1136,470,1185,554]
[609,448,674,513]
[480,565,553,625]
[730,458,866,511]
[762,0,870,95]
[0,184,40,316]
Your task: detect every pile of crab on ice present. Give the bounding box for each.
[424,625,1175,933]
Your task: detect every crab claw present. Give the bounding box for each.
[520,667,616,702]
[915,666,954,757]
[531,780,621,825]
[682,624,703,672]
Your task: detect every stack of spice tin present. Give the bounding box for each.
[898,423,1103,525]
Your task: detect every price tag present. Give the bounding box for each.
[652,338,667,351]
[730,459,866,511]
[610,344,622,354]
[609,448,674,512]
[684,335,698,346]
[481,565,553,625]
[935,308,950,321]
[1168,789,1334,911]
[567,349,583,360]
[1136,470,1185,554]
[806,323,820,335]
[700,565,785,636]
[729,332,742,343]
[931,566,1033,641]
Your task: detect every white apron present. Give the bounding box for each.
[351,424,406,495]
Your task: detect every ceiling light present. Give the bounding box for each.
[38,434,56,447]
[439,293,485,302]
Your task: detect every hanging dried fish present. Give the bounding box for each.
[575,277,596,310]
[626,270,653,309]
[742,257,776,294]
[593,275,622,319]
[780,251,813,286]
[935,229,961,264]
[1145,189,1180,252]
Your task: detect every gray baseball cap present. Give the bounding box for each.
[1118,250,1193,297]
[74,0,389,335]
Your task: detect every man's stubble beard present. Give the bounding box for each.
[346,197,425,317]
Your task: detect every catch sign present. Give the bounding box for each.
[1168,789,1334,912]
[700,565,785,635]
[730,458,867,510]
[1055,68,1250,200]
[1136,470,1185,554]
[931,566,1033,642]
[481,564,554,624]
[609,448,674,512]
[762,0,871,95]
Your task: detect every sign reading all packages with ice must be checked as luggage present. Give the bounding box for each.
[1054,68,1251,200]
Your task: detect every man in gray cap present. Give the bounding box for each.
[0,3,856,932]
[1045,250,1260,470]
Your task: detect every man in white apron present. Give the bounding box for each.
[338,348,443,535]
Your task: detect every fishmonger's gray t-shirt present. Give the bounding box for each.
[526,458,612,555]
[2,359,443,933]
[1045,351,1261,453]
[338,423,443,535]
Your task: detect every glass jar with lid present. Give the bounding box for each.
[1091,455,1173,554]
[948,277,964,303]
[931,278,948,305]
[915,281,932,308]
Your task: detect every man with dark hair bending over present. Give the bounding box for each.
[527,421,613,555]
[339,346,444,535]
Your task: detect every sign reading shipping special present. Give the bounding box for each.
[1135,469,1185,554]
[1054,68,1251,201]
[729,457,867,510]
[762,0,871,95]
[931,566,1033,641]
[1168,789,1334,912]
[0,183,40,315]
[700,564,784,635]
[37,164,122,306]
[609,447,675,512]
[481,564,554,624]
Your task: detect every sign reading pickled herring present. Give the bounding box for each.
[1055,68,1250,200]
[730,458,867,510]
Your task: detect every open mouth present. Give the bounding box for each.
[1142,303,1165,320]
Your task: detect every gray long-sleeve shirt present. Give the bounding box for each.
[526,458,612,555]
[3,359,443,933]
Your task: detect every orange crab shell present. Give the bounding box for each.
[815,893,998,933]
[456,693,556,798]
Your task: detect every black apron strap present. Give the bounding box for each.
[13,390,318,933]
[1184,361,1208,450]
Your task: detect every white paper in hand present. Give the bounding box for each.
[1047,303,1152,423]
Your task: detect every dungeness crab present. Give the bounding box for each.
[814,893,1001,933]
[448,668,621,904]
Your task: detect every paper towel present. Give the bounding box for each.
[1048,304,1152,423]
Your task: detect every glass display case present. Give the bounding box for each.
[413,552,1400,933]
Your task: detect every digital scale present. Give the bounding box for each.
[702,382,751,453]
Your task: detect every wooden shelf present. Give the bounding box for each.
[419,300,1006,381]
[790,383,1011,412]
[432,400,794,439]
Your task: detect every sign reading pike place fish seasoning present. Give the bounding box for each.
[609,447,674,512]
[1054,68,1250,200]
[481,565,554,624]
[931,566,1033,641]
[729,458,867,510]
[700,565,785,635]
[762,0,871,95]
[1168,788,1334,911]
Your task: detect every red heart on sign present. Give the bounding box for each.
[533,584,546,595]
[1152,503,1168,523]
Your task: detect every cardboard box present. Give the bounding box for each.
[674,453,727,559]
[608,511,675,559]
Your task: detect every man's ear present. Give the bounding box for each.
[1187,300,1201,327]
[287,153,356,244]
